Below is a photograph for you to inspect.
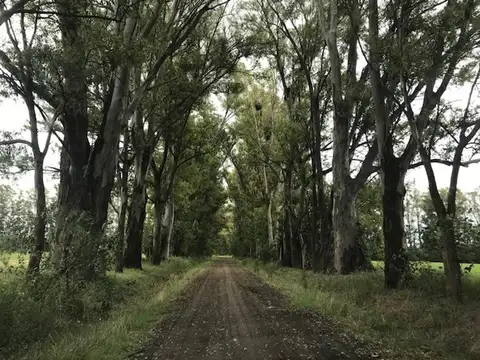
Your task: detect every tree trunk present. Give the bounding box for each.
[160,198,174,261]
[331,101,369,272]
[116,175,128,272]
[318,189,334,271]
[123,143,152,269]
[368,1,408,288]
[115,127,129,273]
[282,172,292,266]
[333,187,363,273]
[27,157,46,274]
[54,1,138,279]
[54,2,96,279]
[382,160,408,288]
[151,198,166,265]
[439,218,462,301]
[297,163,308,269]
[123,189,147,269]
[151,150,177,264]
[266,195,274,247]
[420,145,463,301]
[310,95,332,272]
[23,69,47,275]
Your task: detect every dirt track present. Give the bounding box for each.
[131,259,378,360]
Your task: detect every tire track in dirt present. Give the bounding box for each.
[131,259,380,360]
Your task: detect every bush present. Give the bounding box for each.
[0,256,201,358]
[0,273,119,354]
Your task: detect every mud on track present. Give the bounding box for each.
[131,259,379,360]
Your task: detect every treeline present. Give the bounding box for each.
[0,0,479,305]
[225,0,480,302]
[0,0,239,279]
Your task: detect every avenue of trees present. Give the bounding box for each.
[0,0,479,306]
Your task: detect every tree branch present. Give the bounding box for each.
[409,158,480,169]
[0,138,33,147]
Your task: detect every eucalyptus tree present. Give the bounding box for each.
[227,73,284,259]
[244,0,335,270]
[169,104,230,257]
[313,0,379,273]
[249,0,377,272]
[407,64,480,300]
[121,10,245,268]
[368,0,480,289]
[44,0,230,278]
[0,7,61,274]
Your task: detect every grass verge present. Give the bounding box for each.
[240,259,480,360]
[1,256,209,360]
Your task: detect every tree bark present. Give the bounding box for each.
[310,94,332,272]
[368,0,408,288]
[150,142,173,265]
[160,198,175,261]
[123,136,153,269]
[331,105,369,273]
[115,127,129,272]
[382,159,408,288]
[23,62,49,275]
[27,157,47,274]
[281,169,293,267]
[151,198,166,265]
[116,170,128,272]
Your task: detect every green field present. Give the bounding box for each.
[372,260,480,275]
[0,252,27,269]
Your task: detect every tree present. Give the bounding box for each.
[315,0,378,273]
[0,7,59,275]
[227,71,283,260]
[407,63,480,300]
[49,0,230,278]
[171,107,229,257]
[368,0,479,289]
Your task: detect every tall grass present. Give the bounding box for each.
[241,259,480,360]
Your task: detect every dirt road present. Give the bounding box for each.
[131,259,378,360]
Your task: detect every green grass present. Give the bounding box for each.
[241,259,480,360]
[0,254,209,360]
[0,251,28,270]
[371,260,480,275]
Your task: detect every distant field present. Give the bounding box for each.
[0,252,28,269]
[372,260,480,274]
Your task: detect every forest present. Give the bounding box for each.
[0,0,480,359]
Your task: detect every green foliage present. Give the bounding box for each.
[165,106,229,257]
[0,256,205,359]
[356,179,384,260]
[0,187,55,253]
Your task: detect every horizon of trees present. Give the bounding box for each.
[0,0,479,303]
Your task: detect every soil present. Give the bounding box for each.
[130,259,380,360]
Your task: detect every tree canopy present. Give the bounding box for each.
[0,0,479,303]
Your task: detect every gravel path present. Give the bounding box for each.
[131,259,380,360]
